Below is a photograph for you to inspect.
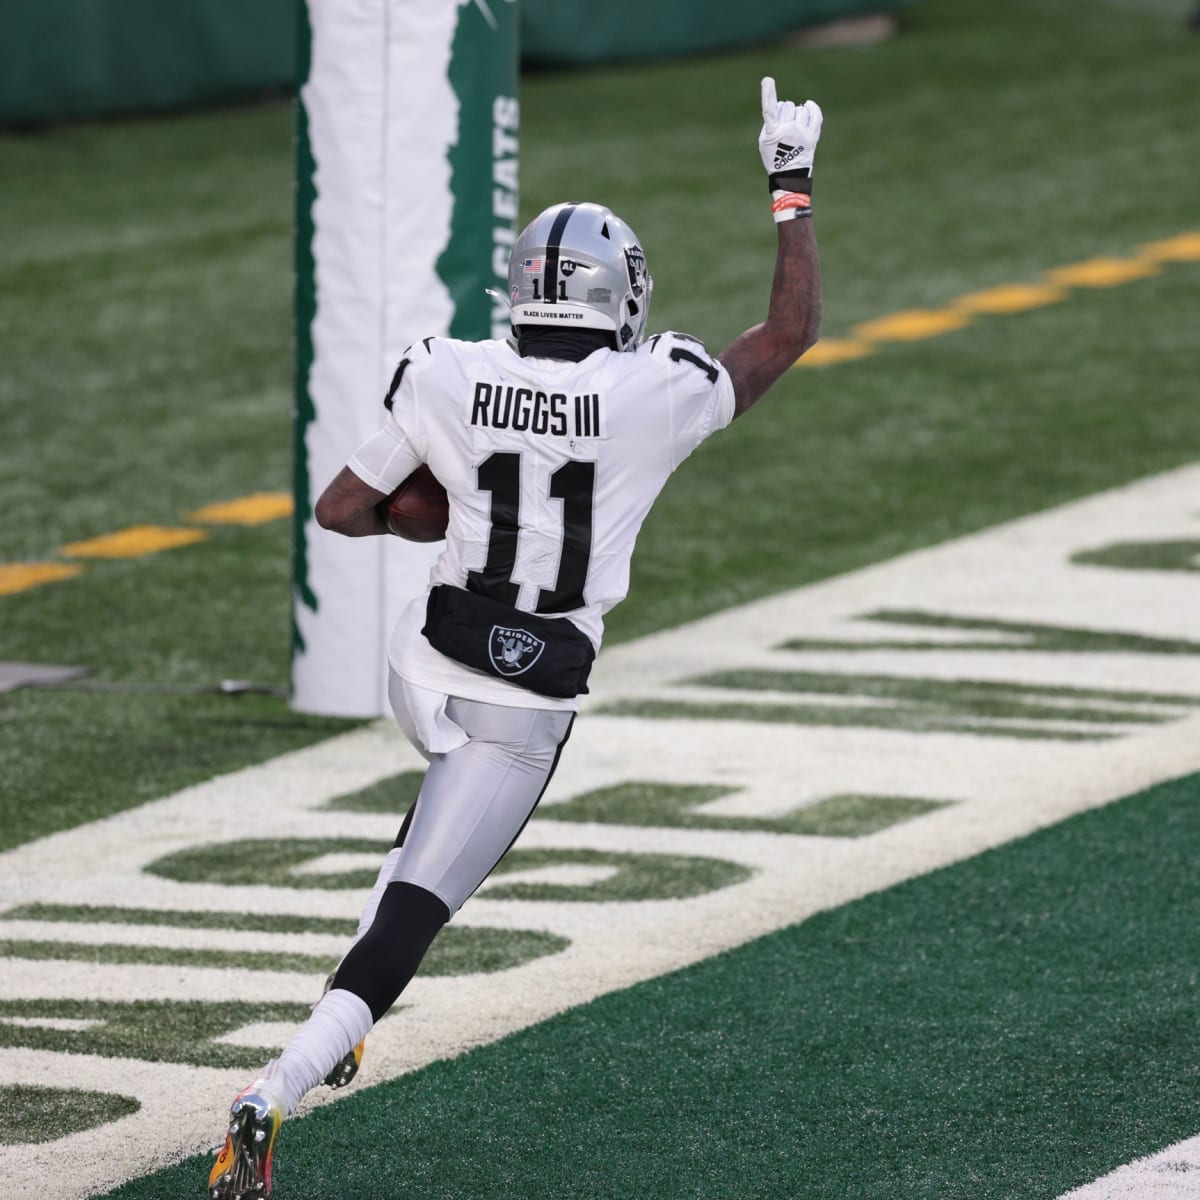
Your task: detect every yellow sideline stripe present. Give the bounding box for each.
[2,231,1195,595]
[1045,258,1160,288]
[795,229,1197,369]
[0,563,84,596]
[2,493,295,596]
[62,526,208,559]
[1138,233,1200,262]
[799,339,875,366]
[188,492,293,525]
[951,283,1067,315]
[851,308,971,342]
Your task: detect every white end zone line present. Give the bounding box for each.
[0,463,1199,1200]
[1058,1135,1200,1199]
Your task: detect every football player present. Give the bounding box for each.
[207,76,822,1199]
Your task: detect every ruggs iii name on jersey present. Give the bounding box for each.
[470,382,604,439]
[345,330,736,678]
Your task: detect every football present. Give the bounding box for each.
[383,465,449,542]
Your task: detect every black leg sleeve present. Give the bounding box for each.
[331,881,450,1023]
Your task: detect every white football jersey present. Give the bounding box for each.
[348,332,735,709]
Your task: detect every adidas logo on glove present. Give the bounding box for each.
[773,142,803,169]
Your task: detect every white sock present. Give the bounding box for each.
[270,988,374,1115]
[253,850,399,1115]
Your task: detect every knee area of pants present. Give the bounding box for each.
[382,879,451,924]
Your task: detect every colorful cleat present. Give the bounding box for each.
[323,1036,365,1089]
[207,1084,283,1200]
[317,971,366,1089]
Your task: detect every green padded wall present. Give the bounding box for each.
[520,0,915,65]
[1,0,915,125]
[0,0,299,125]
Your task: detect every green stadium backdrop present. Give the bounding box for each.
[0,0,913,126]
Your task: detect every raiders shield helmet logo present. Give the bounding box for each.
[489,625,546,677]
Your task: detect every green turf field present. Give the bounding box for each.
[2,0,1199,1194]
[2,0,1198,848]
[96,770,1200,1200]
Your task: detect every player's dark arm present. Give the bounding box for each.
[314,466,390,537]
[718,216,821,419]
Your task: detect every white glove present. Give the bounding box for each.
[758,77,822,222]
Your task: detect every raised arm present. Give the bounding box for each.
[719,78,824,418]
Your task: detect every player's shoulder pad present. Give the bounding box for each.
[642,330,723,386]
[383,336,440,411]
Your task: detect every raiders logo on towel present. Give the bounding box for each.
[489,626,546,677]
[423,585,594,698]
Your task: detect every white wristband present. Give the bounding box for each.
[770,190,813,223]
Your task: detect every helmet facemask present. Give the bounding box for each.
[617,244,653,350]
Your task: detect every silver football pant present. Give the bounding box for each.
[381,670,574,914]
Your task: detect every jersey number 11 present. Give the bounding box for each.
[467,451,594,614]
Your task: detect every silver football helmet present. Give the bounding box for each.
[507,202,653,351]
